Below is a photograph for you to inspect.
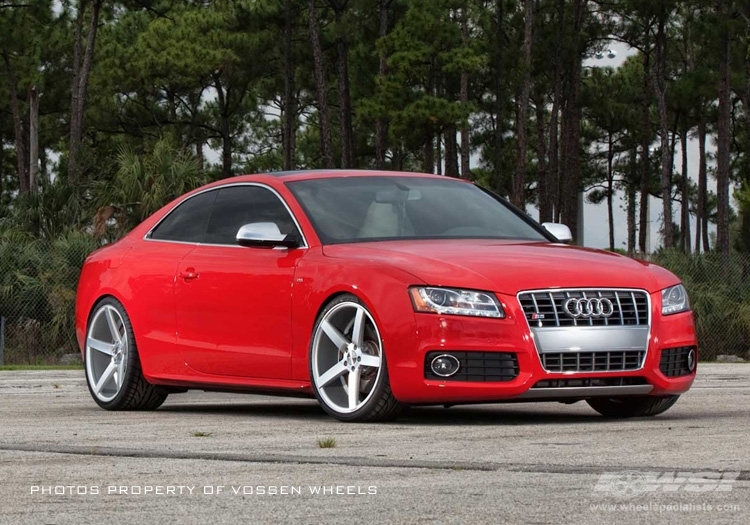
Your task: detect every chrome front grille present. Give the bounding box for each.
[541,351,646,373]
[519,288,651,373]
[519,289,650,328]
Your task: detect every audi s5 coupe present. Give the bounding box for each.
[75,170,697,422]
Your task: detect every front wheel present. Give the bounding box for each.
[309,295,404,422]
[85,298,167,411]
[587,395,680,418]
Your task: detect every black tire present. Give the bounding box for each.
[309,294,404,422]
[586,395,680,418]
[84,297,167,411]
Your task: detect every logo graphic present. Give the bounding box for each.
[564,297,614,319]
[609,471,647,498]
[593,470,740,498]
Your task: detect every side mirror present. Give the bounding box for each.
[236,222,300,249]
[542,222,573,244]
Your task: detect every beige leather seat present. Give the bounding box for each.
[358,202,413,238]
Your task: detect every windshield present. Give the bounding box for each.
[286,176,549,245]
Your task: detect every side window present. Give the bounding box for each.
[149,190,218,243]
[204,185,299,245]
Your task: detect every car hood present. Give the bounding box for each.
[322,239,679,295]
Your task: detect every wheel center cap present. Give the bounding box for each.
[112,343,124,364]
[344,343,360,371]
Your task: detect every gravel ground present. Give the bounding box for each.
[0,363,748,524]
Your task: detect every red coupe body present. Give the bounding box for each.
[75,170,697,419]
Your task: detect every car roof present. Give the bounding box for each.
[231,169,472,184]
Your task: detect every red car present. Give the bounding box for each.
[75,170,697,422]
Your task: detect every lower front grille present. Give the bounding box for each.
[541,351,645,373]
[532,377,649,388]
[424,351,519,382]
[660,347,696,377]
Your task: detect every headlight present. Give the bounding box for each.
[409,287,505,318]
[661,284,690,315]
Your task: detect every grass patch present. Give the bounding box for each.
[191,431,213,438]
[0,364,84,371]
[317,437,337,449]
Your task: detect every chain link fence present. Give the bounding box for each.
[0,233,98,366]
[648,251,750,362]
[0,237,747,365]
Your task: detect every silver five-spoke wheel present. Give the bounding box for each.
[86,304,128,402]
[84,298,167,411]
[310,295,403,422]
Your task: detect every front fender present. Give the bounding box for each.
[290,248,424,383]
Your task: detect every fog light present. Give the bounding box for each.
[430,354,461,377]
[687,348,696,372]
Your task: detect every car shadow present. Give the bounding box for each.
[159,401,328,418]
[398,404,607,425]
[156,399,680,425]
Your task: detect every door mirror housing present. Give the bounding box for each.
[236,223,300,249]
[542,222,573,244]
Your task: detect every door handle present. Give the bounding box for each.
[180,268,199,281]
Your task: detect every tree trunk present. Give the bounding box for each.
[308,0,334,168]
[559,0,585,242]
[716,1,731,257]
[69,0,84,182]
[39,143,48,183]
[375,0,390,170]
[492,0,504,191]
[436,132,442,175]
[445,126,459,178]
[282,0,297,171]
[741,2,750,254]
[393,145,403,171]
[696,116,709,252]
[69,0,103,185]
[423,136,434,174]
[2,51,28,193]
[0,131,4,198]
[638,29,652,254]
[627,149,637,256]
[513,0,533,209]
[459,5,470,179]
[196,139,204,172]
[680,126,690,253]
[654,9,673,248]
[28,85,39,193]
[543,0,565,223]
[335,19,353,168]
[213,75,232,178]
[535,93,548,222]
[607,132,615,251]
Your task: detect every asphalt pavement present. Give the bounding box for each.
[0,364,748,524]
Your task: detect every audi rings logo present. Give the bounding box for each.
[563,297,615,319]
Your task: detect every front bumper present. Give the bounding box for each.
[387,290,697,404]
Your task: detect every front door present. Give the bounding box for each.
[174,184,305,379]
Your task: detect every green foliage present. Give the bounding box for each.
[651,249,750,359]
[0,230,99,364]
[1,0,750,363]
[90,136,208,238]
[317,437,337,448]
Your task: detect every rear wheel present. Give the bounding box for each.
[587,395,680,418]
[85,298,167,411]
[309,295,403,422]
